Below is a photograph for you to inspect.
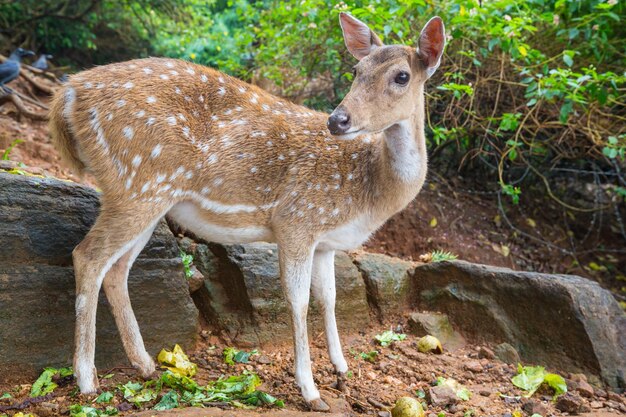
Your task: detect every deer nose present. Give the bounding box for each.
[327,107,351,135]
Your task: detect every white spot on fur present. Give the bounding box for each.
[156,173,166,183]
[186,67,195,75]
[116,99,126,108]
[200,74,208,82]
[250,166,258,173]
[217,87,226,96]
[207,154,218,164]
[238,86,246,93]
[135,110,145,118]
[146,117,156,126]
[166,116,177,126]
[141,181,151,194]
[151,144,162,158]
[132,155,142,167]
[147,96,157,104]
[143,67,153,74]
[123,82,134,89]
[123,126,134,140]
[160,74,169,80]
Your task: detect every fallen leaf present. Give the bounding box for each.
[430,217,438,228]
[526,218,537,228]
[157,344,197,377]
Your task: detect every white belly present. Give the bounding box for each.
[168,202,274,244]
[317,213,377,251]
[168,202,376,251]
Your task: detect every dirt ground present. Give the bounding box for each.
[1,321,625,417]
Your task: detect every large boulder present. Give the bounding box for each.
[0,173,198,380]
[182,241,370,346]
[412,261,626,389]
[351,251,415,319]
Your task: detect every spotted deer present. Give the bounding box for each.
[48,13,445,410]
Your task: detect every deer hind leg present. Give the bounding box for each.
[278,243,329,411]
[101,225,157,379]
[311,249,349,393]
[72,202,169,394]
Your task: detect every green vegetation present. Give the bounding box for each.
[223,346,258,365]
[2,0,624,255]
[375,330,407,347]
[1,139,23,161]
[179,250,194,279]
[29,345,283,415]
[512,364,567,398]
[430,250,458,263]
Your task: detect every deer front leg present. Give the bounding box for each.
[278,244,329,411]
[311,249,349,393]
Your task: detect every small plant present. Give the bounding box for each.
[353,350,378,363]
[511,364,567,398]
[1,139,23,161]
[223,347,259,365]
[375,330,406,347]
[179,250,194,279]
[420,250,458,263]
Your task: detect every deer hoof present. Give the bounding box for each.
[76,369,100,394]
[309,398,330,412]
[135,357,157,379]
[334,371,350,395]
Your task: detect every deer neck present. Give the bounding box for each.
[378,88,428,188]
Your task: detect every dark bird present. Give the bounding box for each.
[31,54,53,71]
[0,48,35,92]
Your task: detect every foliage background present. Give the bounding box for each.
[1,0,625,268]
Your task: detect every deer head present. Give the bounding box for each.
[327,13,445,138]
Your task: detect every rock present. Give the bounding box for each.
[576,380,594,398]
[189,242,369,345]
[408,312,466,351]
[256,355,272,364]
[464,360,483,373]
[590,400,604,409]
[0,173,198,381]
[351,252,415,319]
[412,261,626,388]
[478,346,495,359]
[427,385,458,407]
[607,392,624,403]
[479,390,491,397]
[521,399,548,416]
[555,393,585,414]
[494,343,520,365]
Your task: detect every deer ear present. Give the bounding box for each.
[418,16,446,78]
[339,13,383,60]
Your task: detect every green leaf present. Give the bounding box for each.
[30,368,59,397]
[95,391,113,404]
[512,364,546,396]
[153,390,179,410]
[544,373,567,397]
[0,393,11,399]
[563,54,573,67]
[512,365,567,398]
[559,100,573,123]
[374,330,407,347]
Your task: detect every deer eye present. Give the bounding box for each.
[394,71,410,85]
